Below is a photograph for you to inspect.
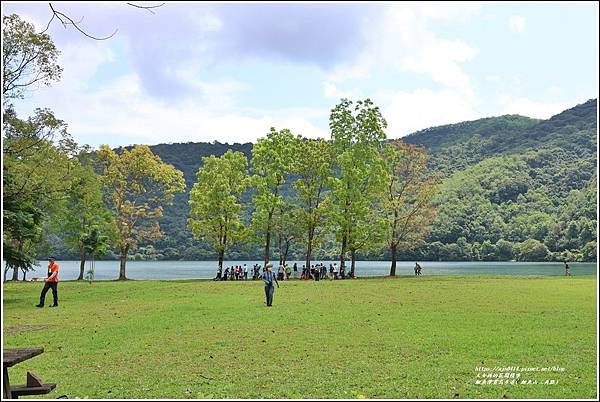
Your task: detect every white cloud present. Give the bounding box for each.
[188,9,223,32]
[382,88,480,137]
[56,42,115,90]
[13,70,327,147]
[322,81,361,100]
[501,98,571,119]
[508,16,527,33]
[326,63,371,83]
[416,3,481,22]
[326,4,479,99]
[399,37,477,98]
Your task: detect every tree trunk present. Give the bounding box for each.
[264,223,271,268]
[340,234,347,272]
[77,249,87,280]
[390,244,397,276]
[278,234,283,266]
[21,268,27,281]
[283,239,290,267]
[350,248,356,277]
[217,249,224,270]
[11,266,19,281]
[306,234,313,272]
[118,245,129,280]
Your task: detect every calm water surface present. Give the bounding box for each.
[8,260,597,281]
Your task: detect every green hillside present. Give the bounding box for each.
[51,99,597,262]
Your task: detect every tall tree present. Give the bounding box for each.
[82,226,112,283]
[382,140,438,276]
[329,98,388,276]
[291,138,333,269]
[2,14,62,102]
[97,145,185,280]
[188,150,249,270]
[2,13,77,280]
[52,162,116,280]
[273,200,301,266]
[3,109,77,280]
[2,173,43,281]
[250,128,298,268]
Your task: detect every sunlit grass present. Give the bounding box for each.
[2,275,596,399]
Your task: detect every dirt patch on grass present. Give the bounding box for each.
[4,324,49,335]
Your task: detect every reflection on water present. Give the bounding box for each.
[5,260,597,281]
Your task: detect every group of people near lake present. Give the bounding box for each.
[213,261,358,282]
[214,264,249,281]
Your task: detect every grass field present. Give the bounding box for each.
[2,276,597,399]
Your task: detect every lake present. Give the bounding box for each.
[6,260,597,281]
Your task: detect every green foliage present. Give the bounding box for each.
[2,107,78,278]
[250,128,299,265]
[2,14,63,101]
[97,145,185,279]
[329,98,388,272]
[50,161,116,270]
[382,141,439,274]
[188,150,250,268]
[516,239,550,262]
[413,100,597,262]
[291,138,334,267]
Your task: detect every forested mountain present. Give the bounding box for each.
[52,99,597,262]
[401,98,597,262]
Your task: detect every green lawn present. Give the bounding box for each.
[2,276,597,399]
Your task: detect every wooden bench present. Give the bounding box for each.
[10,371,56,398]
[3,348,56,399]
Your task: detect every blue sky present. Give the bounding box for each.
[3,1,598,147]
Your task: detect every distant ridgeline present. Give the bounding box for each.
[50,99,597,262]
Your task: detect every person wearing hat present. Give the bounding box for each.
[263,262,279,307]
[34,257,60,307]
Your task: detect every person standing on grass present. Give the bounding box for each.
[414,262,422,276]
[564,261,571,276]
[34,257,59,308]
[243,264,248,280]
[285,264,291,280]
[263,263,279,307]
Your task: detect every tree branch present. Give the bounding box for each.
[126,2,166,15]
[40,2,118,40]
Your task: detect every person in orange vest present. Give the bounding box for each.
[34,256,59,308]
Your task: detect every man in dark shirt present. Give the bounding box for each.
[263,263,279,307]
